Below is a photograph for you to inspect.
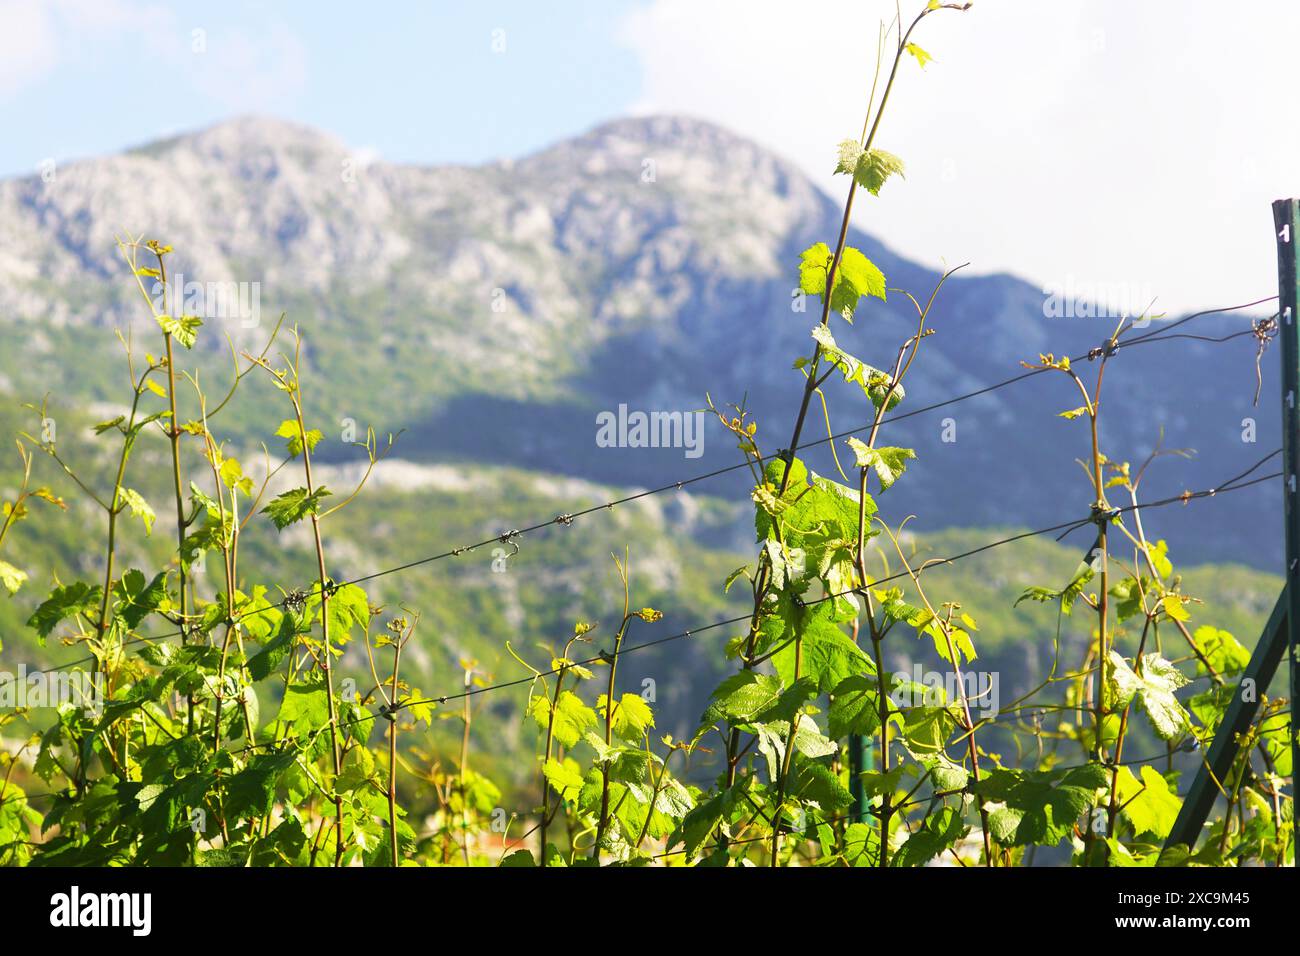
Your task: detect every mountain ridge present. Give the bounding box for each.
[0,113,1282,569]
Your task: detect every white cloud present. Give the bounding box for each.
[0,0,182,97]
[0,0,306,114]
[621,0,1300,314]
[0,0,61,96]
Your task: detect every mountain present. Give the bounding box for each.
[0,114,1283,569]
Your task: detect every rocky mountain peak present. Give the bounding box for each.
[140,114,350,168]
[0,115,1279,568]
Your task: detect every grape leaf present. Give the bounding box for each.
[599,692,655,740]
[156,313,202,348]
[275,678,329,738]
[702,672,786,725]
[797,242,886,321]
[113,569,168,629]
[810,326,904,409]
[905,42,933,68]
[324,582,370,643]
[845,439,915,491]
[855,148,906,196]
[531,690,598,749]
[1115,765,1181,839]
[262,487,331,530]
[828,674,882,738]
[543,756,586,796]
[893,806,966,867]
[0,560,28,595]
[1192,626,1249,676]
[772,602,871,693]
[118,488,156,536]
[275,419,324,458]
[972,763,1108,847]
[27,582,103,640]
[1107,651,1191,741]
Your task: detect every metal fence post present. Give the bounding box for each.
[1273,197,1300,799]
[1164,199,1299,851]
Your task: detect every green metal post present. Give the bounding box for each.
[1164,591,1287,848]
[1164,199,1300,851]
[849,733,872,823]
[1274,198,1300,802]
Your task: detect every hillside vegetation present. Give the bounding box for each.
[0,2,1290,869]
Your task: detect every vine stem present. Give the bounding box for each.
[538,665,565,866]
[458,666,472,867]
[1053,340,1115,864]
[883,530,994,866]
[387,627,403,867]
[86,376,148,793]
[850,269,959,862]
[594,553,632,858]
[276,337,346,868]
[156,251,193,733]
[533,631,589,865]
[117,238,196,732]
[1102,447,1185,837]
[723,1,949,815]
[769,631,803,865]
[207,420,241,755]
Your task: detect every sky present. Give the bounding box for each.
[3,0,1299,314]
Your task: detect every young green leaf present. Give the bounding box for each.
[262,487,332,530]
[1192,626,1249,676]
[325,582,370,642]
[531,690,598,749]
[275,678,330,738]
[849,148,906,196]
[834,139,863,174]
[1161,593,1190,622]
[543,757,586,795]
[905,42,934,68]
[797,242,886,321]
[827,674,882,738]
[702,672,786,726]
[113,569,168,629]
[902,706,956,754]
[218,457,255,496]
[275,419,324,458]
[599,692,655,739]
[1115,765,1181,839]
[893,806,966,867]
[772,602,871,693]
[118,488,156,535]
[972,763,1108,847]
[845,438,916,491]
[28,582,103,639]
[789,760,852,811]
[811,326,904,409]
[156,314,203,348]
[1107,651,1191,740]
[0,560,28,595]
[247,612,301,682]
